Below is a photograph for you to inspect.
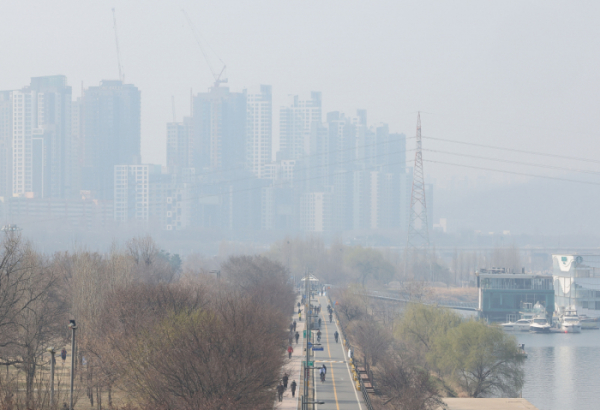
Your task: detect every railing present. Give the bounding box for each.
[327,295,375,410]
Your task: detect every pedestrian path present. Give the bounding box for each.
[274,296,304,409]
[312,295,365,410]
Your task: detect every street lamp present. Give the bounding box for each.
[46,347,56,407]
[68,320,77,410]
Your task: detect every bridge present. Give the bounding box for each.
[364,291,478,311]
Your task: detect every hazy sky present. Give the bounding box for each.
[2,1,600,187]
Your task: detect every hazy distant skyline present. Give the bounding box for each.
[2,0,600,188]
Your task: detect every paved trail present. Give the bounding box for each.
[313,295,365,410]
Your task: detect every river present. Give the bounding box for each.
[516,330,600,410]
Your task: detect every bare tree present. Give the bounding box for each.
[378,348,445,410]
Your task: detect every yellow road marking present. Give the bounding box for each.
[323,300,340,410]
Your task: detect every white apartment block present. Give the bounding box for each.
[114,165,149,222]
[246,85,272,178]
[11,90,36,196]
[300,191,331,233]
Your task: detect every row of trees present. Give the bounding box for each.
[266,236,530,287]
[333,286,525,410]
[0,232,295,410]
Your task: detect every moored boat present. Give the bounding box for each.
[530,316,551,333]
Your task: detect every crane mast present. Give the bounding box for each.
[112,8,125,83]
[181,9,227,88]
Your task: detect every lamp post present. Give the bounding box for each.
[68,320,77,410]
[46,347,56,407]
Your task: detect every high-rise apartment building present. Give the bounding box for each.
[166,116,193,170]
[114,164,150,222]
[29,76,72,198]
[0,76,73,199]
[192,86,246,174]
[0,92,11,198]
[81,80,141,200]
[279,92,322,160]
[10,89,37,196]
[246,85,272,178]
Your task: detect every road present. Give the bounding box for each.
[313,295,365,410]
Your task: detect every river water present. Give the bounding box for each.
[516,330,600,410]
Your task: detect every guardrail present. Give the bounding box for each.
[327,295,375,410]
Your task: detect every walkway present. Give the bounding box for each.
[313,295,365,410]
[274,297,304,410]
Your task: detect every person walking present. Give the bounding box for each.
[290,380,297,398]
[295,331,300,344]
[287,345,294,359]
[320,366,326,382]
[318,318,322,327]
[317,330,321,342]
[61,348,67,362]
[334,330,339,343]
[329,312,333,323]
[299,312,302,322]
[282,373,289,389]
[293,320,297,332]
[276,383,284,402]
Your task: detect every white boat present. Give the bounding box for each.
[514,318,533,331]
[530,317,551,333]
[560,316,582,333]
[559,308,581,333]
[501,318,532,332]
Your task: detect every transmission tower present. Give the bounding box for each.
[406,112,431,279]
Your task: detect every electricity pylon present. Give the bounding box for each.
[406,112,432,280]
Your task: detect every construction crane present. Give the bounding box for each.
[112,8,125,83]
[181,9,227,88]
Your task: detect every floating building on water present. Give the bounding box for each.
[477,267,554,322]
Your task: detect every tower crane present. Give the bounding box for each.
[112,8,125,83]
[181,9,227,88]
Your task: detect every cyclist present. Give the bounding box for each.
[320,366,326,383]
[334,331,339,343]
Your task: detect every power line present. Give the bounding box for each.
[424,160,600,186]
[423,136,600,165]
[175,148,415,202]
[424,149,600,176]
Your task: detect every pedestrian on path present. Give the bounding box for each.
[287,345,294,359]
[283,373,289,389]
[334,330,339,343]
[61,348,67,362]
[290,380,297,398]
[295,331,300,344]
[318,318,321,327]
[299,312,302,322]
[293,320,297,332]
[276,383,284,402]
